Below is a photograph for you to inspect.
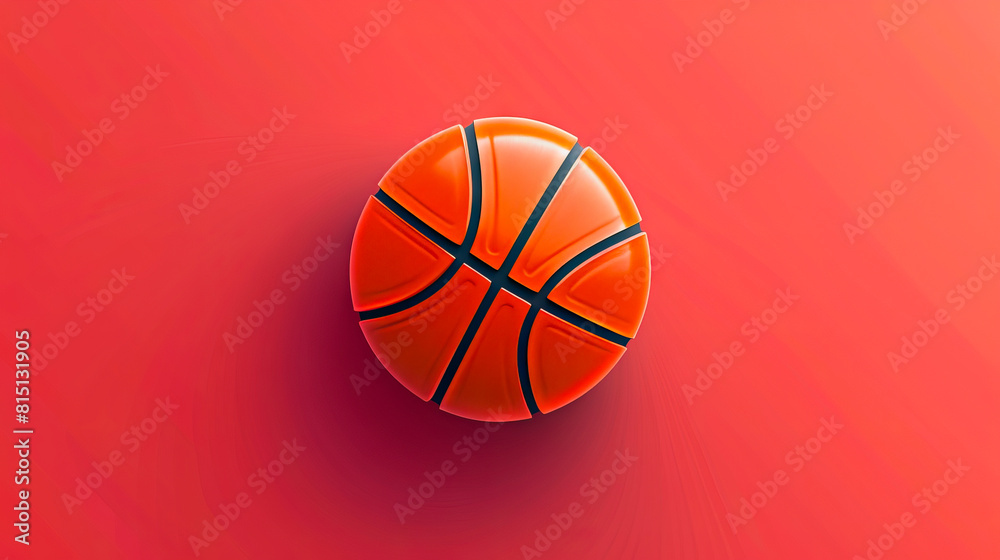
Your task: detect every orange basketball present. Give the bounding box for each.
[350,117,650,421]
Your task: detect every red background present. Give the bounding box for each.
[2,0,999,558]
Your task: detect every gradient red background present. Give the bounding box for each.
[2,1,999,558]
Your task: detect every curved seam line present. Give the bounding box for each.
[357,192,464,321]
[430,142,585,406]
[358,127,483,321]
[516,223,643,414]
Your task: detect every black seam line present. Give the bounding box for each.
[447,249,628,346]
[517,223,643,414]
[362,194,629,345]
[358,125,484,322]
[359,192,463,321]
[463,123,484,250]
[430,142,585,405]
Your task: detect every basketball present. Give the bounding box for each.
[350,117,650,421]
